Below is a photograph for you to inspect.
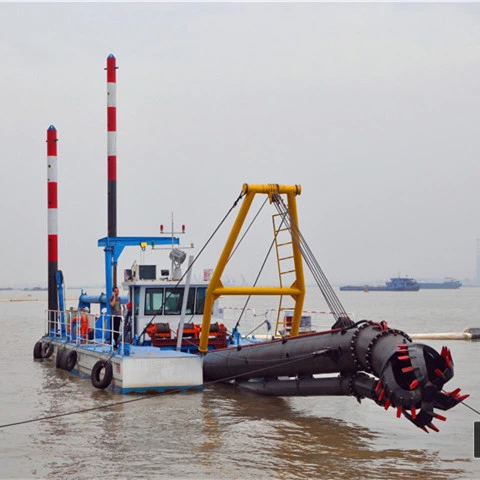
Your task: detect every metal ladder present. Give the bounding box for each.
[272,213,296,336]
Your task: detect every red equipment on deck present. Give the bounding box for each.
[146,322,228,350]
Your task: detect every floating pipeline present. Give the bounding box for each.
[202,321,467,432]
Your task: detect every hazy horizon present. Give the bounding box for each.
[2,3,480,289]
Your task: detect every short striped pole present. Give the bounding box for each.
[47,125,58,332]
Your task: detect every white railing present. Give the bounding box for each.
[216,306,261,337]
[269,308,355,332]
[45,309,125,355]
[217,306,355,335]
[217,306,256,323]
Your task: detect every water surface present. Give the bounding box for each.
[0,288,478,479]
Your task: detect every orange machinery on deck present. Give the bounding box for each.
[146,322,228,351]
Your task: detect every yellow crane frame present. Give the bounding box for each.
[199,184,306,354]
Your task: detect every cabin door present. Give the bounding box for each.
[130,286,141,336]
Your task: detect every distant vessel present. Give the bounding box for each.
[340,277,420,292]
[418,278,462,290]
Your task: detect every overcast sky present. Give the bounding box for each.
[1,2,480,288]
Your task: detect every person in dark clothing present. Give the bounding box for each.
[109,286,122,347]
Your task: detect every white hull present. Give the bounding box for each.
[47,340,203,394]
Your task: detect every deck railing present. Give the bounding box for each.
[45,309,125,355]
[218,306,355,338]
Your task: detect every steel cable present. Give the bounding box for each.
[232,200,288,330]
[271,193,350,322]
[0,350,325,429]
[138,190,245,341]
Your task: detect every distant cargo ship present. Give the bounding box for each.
[418,278,462,289]
[340,277,420,292]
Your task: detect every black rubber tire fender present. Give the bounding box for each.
[56,348,67,369]
[91,360,113,389]
[41,342,54,359]
[33,341,43,359]
[64,350,78,372]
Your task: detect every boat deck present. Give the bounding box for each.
[66,342,195,359]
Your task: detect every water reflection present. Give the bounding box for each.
[24,360,471,480]
[196,384,466,480]
[1,299,475,480]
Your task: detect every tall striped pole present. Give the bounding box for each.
[47,125,58,332]
[106,54,118,286]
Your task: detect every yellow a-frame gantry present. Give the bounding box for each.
[199,184,306,354]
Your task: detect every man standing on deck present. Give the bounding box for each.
[109,286,122,348]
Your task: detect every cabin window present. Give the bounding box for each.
[145,288,164,316]
[144,286,207,316]
[195,287,207,315]
[186,289,195,315]
[164,288,184,315]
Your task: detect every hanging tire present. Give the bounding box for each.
[64,350,77,372]
[33,341,43,359]
[56,348,67,369]
[91,360,113,389]
[41,342,54,359]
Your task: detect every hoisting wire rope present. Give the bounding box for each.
[0,349,328,430]
[232,237,275,331]
[232,204,289,331]
[244,313,271,338]
[273,194,347,323]
[228,195,269,262]
[137,190,245,342]
[271,193,351,325]
[271,193,341,315]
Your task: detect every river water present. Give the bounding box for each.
[0,287,479,479]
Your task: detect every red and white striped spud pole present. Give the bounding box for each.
[106,53,117,239]
[106,54,118,286]
[47,125,58,330]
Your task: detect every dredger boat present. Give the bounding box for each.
[33,55,467,433]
